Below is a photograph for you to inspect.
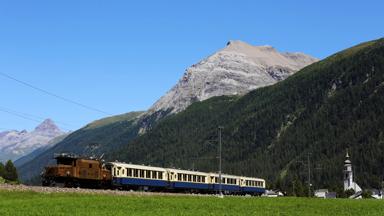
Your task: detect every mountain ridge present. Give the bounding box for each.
[147,40,318,116]
[0,119,65,162]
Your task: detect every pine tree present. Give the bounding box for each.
[4,160,18,182]
[0,162,4,178]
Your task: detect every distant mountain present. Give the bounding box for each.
[111,38,384,192]
[0,119,66,162]
[14,134,68,168]
[148,40,318,116]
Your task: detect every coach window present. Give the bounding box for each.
[134,169,138,177]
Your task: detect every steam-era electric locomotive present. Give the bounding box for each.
[41,153,111,188]
[41,153,266,195]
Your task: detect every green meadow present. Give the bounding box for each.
[0,190,383,216]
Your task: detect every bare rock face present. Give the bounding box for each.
[0,119,66,162]
[148,40,318,115]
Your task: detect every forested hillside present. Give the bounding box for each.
[111,38,384,193]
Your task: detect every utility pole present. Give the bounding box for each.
[218,126,223,197]
[307,153,311,197]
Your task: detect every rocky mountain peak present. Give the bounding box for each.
[147,40,318,116]
[0,119,66,162]
[34,119,61,134]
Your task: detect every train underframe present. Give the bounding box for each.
[42,176,111,189]
[41,177,264,196]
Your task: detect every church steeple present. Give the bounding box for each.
[344,149,351,165]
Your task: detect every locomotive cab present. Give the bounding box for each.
[42,153,111,188]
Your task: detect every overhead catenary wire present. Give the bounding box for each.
[0,72,112,116]
[0,107,41,124]
[0,106,71,131]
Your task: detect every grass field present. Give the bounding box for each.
[1,190,384,216]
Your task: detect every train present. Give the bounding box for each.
[41,153,266,195]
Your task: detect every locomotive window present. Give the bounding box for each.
[202,177,205,183]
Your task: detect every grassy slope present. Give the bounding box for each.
[0,190,383,216]
[113,38,384,191]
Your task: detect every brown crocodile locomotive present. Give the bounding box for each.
[41,153,111,188]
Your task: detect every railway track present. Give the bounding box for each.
[0,183,214,197]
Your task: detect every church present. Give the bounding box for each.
[343,151,362,193]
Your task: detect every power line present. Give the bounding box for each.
[0,107,41,124]
[0,106,73,128]
[0,106,71,131]
[0,72,112,116]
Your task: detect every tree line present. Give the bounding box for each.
[0,160,18,182]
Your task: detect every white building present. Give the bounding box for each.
[343,151,362,193]
[315,189,337,199]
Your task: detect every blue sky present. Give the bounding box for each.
[0,0,383,131]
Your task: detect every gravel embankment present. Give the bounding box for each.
[0,183,208,197]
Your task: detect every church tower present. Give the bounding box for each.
[343,150,362,192]
[343,151,353,191]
